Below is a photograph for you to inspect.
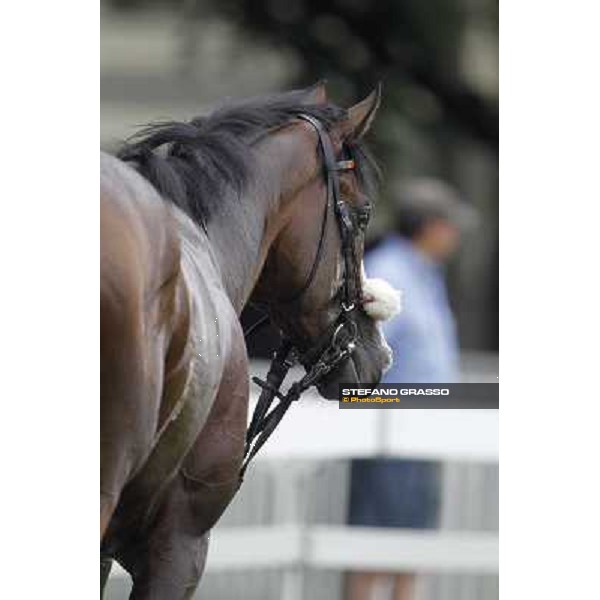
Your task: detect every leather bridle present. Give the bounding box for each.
[240,114,371,482]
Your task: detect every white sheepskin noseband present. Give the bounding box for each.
[362,277,402,321]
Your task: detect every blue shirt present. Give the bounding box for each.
[365,235,460,383]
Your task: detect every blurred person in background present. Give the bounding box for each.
[346,179,477,600]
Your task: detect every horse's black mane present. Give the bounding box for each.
[117,88,378,227]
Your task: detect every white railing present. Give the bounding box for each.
[108,392,498,599]
[203,525,498,573]
[252,390,498,463]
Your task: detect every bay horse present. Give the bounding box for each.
[101,82,392,599]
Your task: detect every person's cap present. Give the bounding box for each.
[392,178,479,233]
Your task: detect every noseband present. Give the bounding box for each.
[240,114,371,481]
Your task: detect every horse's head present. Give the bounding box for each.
[252,83,395,399]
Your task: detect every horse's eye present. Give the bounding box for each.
[355,204,372,230]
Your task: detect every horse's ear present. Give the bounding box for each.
[302,80,328,105]
[344,83,382,139]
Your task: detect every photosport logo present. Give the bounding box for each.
[338,384,499,409]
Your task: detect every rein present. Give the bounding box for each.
[240,114,370,482]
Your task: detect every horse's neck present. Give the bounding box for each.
[205,193,270,314]
[203,126,313,314]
